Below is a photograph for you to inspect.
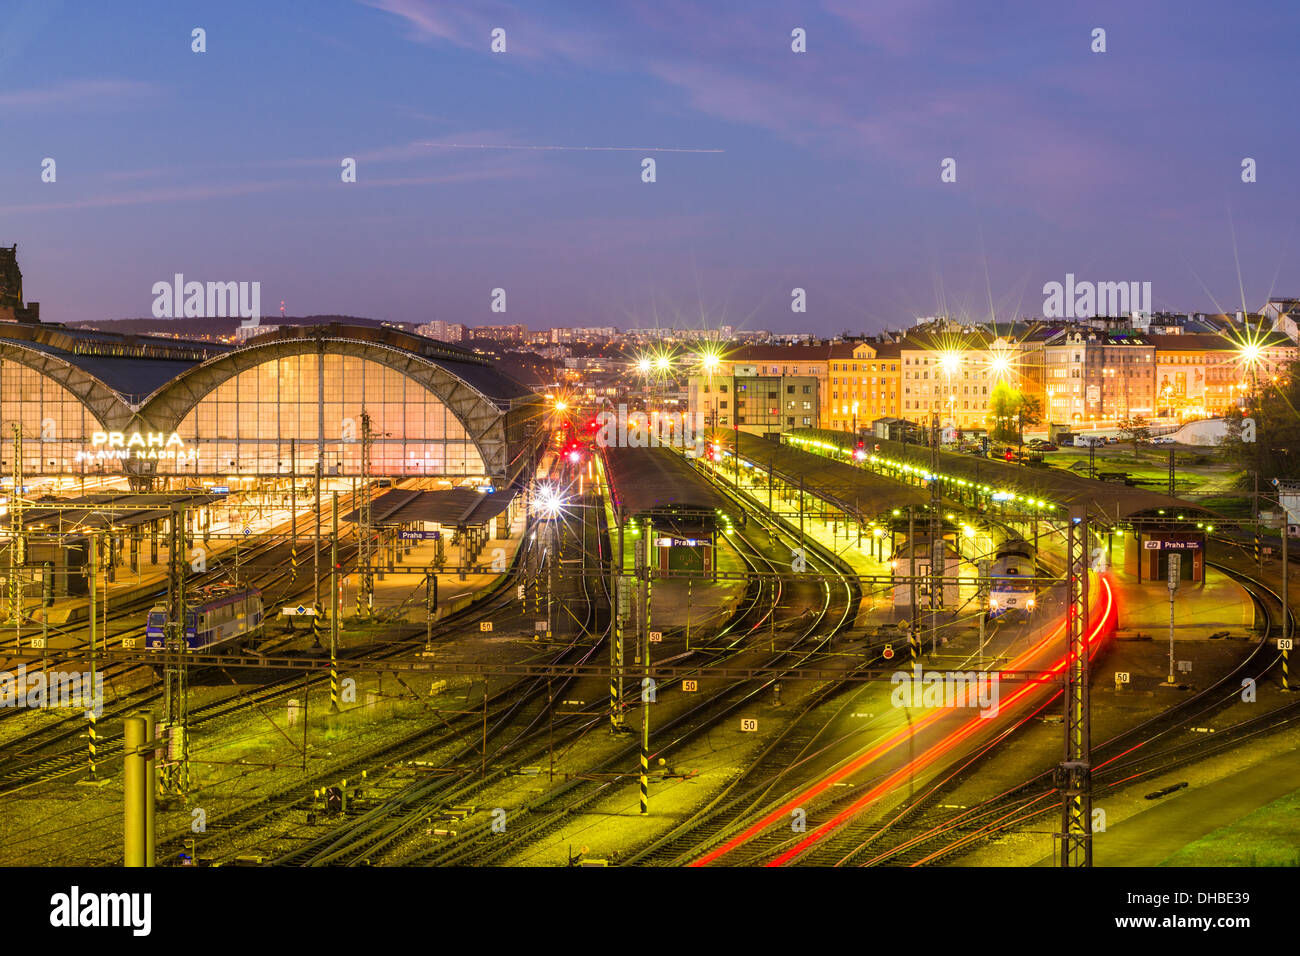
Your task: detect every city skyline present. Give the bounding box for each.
[1,0,1298,333]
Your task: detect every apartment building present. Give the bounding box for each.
[1043,329,1156,424]
[897,329,1020,430]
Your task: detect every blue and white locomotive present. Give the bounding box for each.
[988,540,1037,620]
[145,584,264,651]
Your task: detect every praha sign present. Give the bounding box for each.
[75,431,198,463]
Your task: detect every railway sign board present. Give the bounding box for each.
[649,631,662,643]
[740,718,758,732]
[1279,638,1294,651]
[1114,671,1131,684]
[516,585,525,600]
[280,605,316,616]
[882,644,894,660]
[399,530,441,541]
[1167,553,1181,591]
[534,621,548,632]
[480,621,493,632]
[682,680,698,692]
[211,485,230,494]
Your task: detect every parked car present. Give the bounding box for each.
[1027,439,1058,451]
[1149,435,1175,444]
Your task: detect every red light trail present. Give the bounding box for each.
[690,576,1117,867]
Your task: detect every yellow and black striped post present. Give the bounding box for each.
[639,743,649,815]
[330,492,340,713]
[88,532,99,779]
[1255,530,1261,566]
[1283,649,1289,691]
[311,603,322,649]
[639,519,652,815]
[290,496,299,585]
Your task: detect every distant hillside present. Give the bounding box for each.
[66,315,411,335]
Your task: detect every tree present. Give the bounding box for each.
[1017,394,1043,442]
[988,383,1041,444]
[988,381,1019,443]
[1117,415,1151,443]
[1219,366,1300,481]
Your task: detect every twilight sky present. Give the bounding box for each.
[1,0,1298,335]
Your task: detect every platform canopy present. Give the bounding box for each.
[735,432,928,519]
[603,446,737,533]
[343,487,517,528]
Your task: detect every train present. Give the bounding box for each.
[988,540,1037,619]
[144,584,265,652]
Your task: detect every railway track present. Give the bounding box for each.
[802,563,1290,867]
[260,474,618,866]
[0,482,545,798]
[357,466,860,867]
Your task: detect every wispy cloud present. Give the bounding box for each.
[0,152,532,215]
[358,0,609,61]
[0,181,284,215]
[0,78,155,108]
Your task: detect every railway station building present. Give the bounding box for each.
[0,321,540,486]
[0,321,541,600]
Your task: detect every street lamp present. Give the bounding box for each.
[535,483,567,520]
[532,483,569,640]
[695,347,725,433]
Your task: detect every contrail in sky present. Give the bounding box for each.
[418,141,723,153]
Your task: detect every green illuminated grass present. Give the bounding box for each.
[1161,789,1300,867]
[1035,449,1244,495]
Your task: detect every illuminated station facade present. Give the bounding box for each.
[0,321,540,591]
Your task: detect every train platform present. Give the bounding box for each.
[599,448,747,636]
[28,495,524,642]
[645,537,747,632]
[35,497,304,629]
[1106,566,1254,637]
[354,505,529,624]
[714,449,986,629]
